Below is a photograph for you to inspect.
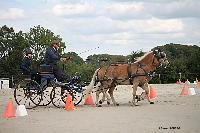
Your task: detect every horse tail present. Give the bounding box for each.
[83,68,100,100]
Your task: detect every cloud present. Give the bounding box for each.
[52,3,95,17]
[106,3,144,14]
[147,0,200,19]
[0,0,199,59]
[0,8,25,20]
[107,0,200,19]
[105,2,149,19]
[130,18,184,34]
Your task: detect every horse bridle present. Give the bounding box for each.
[153,50,167,67]
[127,51,166,84]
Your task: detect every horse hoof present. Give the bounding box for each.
[134,102,139,106]
[99,100,103,104]
[150,102,154,104]
[116,103,119,106]
[131,104,139,106]
[107,101,110,105]
[97,105,102,107]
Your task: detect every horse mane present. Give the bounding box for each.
[134,51,153,63]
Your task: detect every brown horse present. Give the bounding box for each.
[83,49,169,106]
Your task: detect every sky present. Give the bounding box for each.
[0,0,200,59]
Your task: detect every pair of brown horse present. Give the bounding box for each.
[83,49,169,106]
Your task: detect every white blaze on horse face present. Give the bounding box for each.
[164,58,169,68]
[160,58,165,64]
[159,57,169,68]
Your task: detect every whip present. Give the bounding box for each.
[79,46,100,55]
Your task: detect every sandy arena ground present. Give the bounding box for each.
[0,83,200,133]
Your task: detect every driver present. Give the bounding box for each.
[44,40,71,82]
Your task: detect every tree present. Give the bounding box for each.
[0,25,26,79]
[153,44,200,83]
[127,50,144,63]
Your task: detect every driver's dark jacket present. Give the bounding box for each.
[44,46,61,66]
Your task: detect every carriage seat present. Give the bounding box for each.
[40,64,53,74]
[39,64,55,83]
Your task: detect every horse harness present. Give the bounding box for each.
[96,51,166,86]
[98,62,155,85]
[127,63,155,84]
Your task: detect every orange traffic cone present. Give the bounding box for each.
[3,98,16,118]
[65,94,71,110]
[180,84,189,95]
[68,100,76,111]
[65,94,76,110]
[176,79,182,84]
[84,95,94,105]
[149,85,157,99]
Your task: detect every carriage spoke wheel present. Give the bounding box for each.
[71,89,83,106]
[14,79,42,109]
[50,87,66,108]
[50,86,83,108]
[39,81,53,106]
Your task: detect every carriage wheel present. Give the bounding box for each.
[71,89,83,106]
[38,81,53,106]
[50,87,66,108]
[14,79,42,109]
[50,86,83,108]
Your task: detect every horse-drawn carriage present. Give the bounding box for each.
[14,49,169,108]
[14,64,85,109]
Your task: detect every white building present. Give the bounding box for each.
[0,78,9,89]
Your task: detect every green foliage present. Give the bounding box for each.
[0,25,25,79]
[60,52,95,83]
[127,50,144,63]
[86,54,129,68]
[152,43,200,83]
[63,52,84,64]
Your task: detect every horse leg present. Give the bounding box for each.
[95,84,102,107]
[95,90,101,107]
[108,86,119,106]
[99,88,107,104]
[105,91,111,105]
[132,84,139,106]
[143,83,154,104]
[99,87,111,105]
[101,89,111,105]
